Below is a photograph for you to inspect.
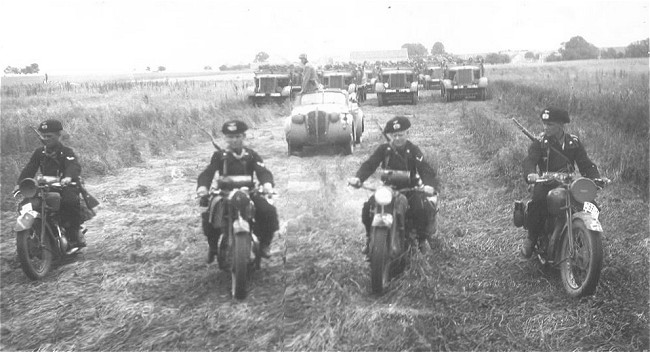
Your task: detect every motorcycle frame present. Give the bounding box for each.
[27,188,65,257]
[542,184,602,266]
[370,189,409,262]
[214,189,257,265]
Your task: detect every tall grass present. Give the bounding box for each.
[0,79,281,210]
[484,58,649,197]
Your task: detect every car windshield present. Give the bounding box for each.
[299,91,347,105]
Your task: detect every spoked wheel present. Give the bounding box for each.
[560,219,603,297]
[370,227,390,295]
[232,233,252,300]
[16,222,53,280]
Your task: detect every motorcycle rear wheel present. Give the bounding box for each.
[370,227,390,295]
[232,233,251,300]
[560,219,603,297]
[16,222,53,280]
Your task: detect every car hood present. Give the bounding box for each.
[290,103,349,115]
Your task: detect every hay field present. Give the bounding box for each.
[0,64,648,350]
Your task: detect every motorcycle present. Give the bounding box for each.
[203,175,269,300]
[513,172,610,297]
[13,175,86,280]
[351,169,436,295]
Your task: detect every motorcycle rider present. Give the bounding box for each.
[196,120,279,263]
[15,119,86,248]
[349,115,441,255]
[520,107,601,258]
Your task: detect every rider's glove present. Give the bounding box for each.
[60,177,72,186]
[423,185,435,196]
[526,173,539,184]
[348,177,362,188]
[263,182,274,194]
[196,186,208,198]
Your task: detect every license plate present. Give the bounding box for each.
[583,202,599,220]
[20,203,33,215]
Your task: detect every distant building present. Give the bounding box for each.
[350,49,409,63]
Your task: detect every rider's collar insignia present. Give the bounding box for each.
[227,123,237,132]
[541,110,550,120]
[393,122,401,130]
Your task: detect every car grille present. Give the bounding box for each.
[389,74,406,88]
[259,77,276,93]
[329,76,344,89]
[307,110,328,138]
[456,70,473,85]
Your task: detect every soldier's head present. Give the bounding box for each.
[38,119,63,148]
[299,53,308,64]
[222,120,248,151]
[540,107,569,140]
[384,115,411,148]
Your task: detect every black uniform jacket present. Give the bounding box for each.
[18,144,81,183]
[197,147,274,189]
[355,141,440,190]
[523,133,600,179]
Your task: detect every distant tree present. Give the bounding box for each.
[625,38,649,58]
[204,66,212,70]
[4,66,20,74]
[157,66,166,72]
[254,51,270,63]
[524,51,535,59]
[401,43,428,58]
[431,42,445,55]
[545,52,562,62]
[146,66,151,71]
[558,36,599,61]
[484,53,511,64]
[600,48,619,59]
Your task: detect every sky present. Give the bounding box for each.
[1,0,648,74]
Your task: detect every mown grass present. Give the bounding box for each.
[484,58,649,197]
[0,79,282,210]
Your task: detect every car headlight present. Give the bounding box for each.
[291,115,305,124]
[374,186,393,206]
[383,83,389,88]
[329,113,340,122]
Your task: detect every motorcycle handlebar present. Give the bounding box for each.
[348,181,435,197]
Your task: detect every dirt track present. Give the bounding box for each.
[1,91,647,351]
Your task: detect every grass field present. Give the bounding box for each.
[0,60,648,350]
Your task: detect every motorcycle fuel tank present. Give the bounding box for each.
[546,188,568,216]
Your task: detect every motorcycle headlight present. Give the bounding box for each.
[374,186,393,206]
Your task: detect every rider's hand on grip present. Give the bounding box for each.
[423,185,435,197]
[347,177,361,188]
[526,173,539,184]
[196,186,208,198]
[262,182,274,194]
[60,177,73,186]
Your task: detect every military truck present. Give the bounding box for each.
[247,65,302,105]
[374,67,419,106]
[441,65,488,101]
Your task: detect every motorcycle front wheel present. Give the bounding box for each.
[232,233,251,300]
[16,222,53,280]
[560,219,603,297]
[370,227,390,295]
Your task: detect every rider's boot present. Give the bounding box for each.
[417,232,431,255]
[520,230,537,259]
[202,213,219,264]
[362,235,370,261]
[67,226,86,248]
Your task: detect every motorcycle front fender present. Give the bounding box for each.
[14,210,40,232]
[573,211,603,233]
[232,218,250,235]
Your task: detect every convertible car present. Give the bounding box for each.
[284,89,364,155]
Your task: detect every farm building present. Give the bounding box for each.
[349,49,409,63]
